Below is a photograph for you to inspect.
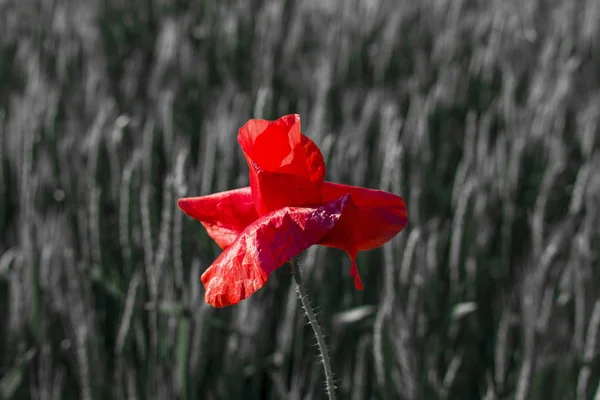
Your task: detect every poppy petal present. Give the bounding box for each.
[238,115,326,214]
[300,133,326,185]
[237,115,302,173]
[318,182,408,289]
[316,196,364,289]
[201,194,351,307]
[246,167,324,216]
[177,187,259,249]
[321,182,408,250]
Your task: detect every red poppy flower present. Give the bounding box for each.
[178,114,408,307]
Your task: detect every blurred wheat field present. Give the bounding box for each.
[1,0,599,399]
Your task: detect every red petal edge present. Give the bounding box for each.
[238,115,327,215]
[201,194,352,307]
[237,115,325,185]
[319,182,408,290]
[321,182,408,250]
[237,115,302,173]
[177,187,258,249]
[300,134,326,185]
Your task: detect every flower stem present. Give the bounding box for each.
[290,257,337,400]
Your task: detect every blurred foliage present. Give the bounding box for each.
[1,0,600,399]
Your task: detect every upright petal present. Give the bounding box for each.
[300,134,326,185]
[245,166,324,216]
[238,115,326,214]
[237,115,302,173]
[201,194,351,307]
[318,182,408,289]
[177,187,259,249]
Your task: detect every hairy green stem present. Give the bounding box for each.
[290,258,337,400]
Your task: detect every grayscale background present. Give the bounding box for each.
[1,0,599,399]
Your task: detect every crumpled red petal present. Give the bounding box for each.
[177,187,258,249]
[318,182,408,290]
[201,194,352,307]
[238,114,326,215]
